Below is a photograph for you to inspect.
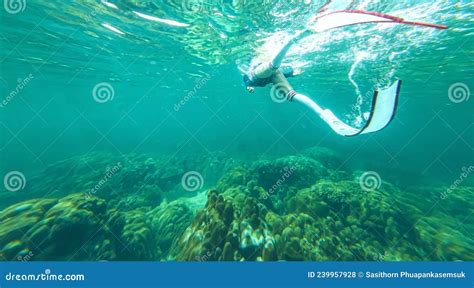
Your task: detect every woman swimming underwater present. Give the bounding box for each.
[243,10,447,137]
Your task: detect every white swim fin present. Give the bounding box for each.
[291,80,402,136]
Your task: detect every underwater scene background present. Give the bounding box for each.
[0,0,473,261]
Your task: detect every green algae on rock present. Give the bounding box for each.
[0,194,107,261]
[0,192,200,261]
[172,190,277,261]
[0,147,472,261]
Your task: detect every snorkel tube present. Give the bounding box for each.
[252,10,447,137]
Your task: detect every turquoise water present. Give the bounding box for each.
[0,0,473,261]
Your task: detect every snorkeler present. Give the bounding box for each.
[243,10,447,137]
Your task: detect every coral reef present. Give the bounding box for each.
[0,193,197,261]
[0,151,236,211]
[0,146,472,261]
[303,146,344,169]
[173,190,276,261]
[0,194,107,260]
[171,155,473,261]
[249,155,328,192]
[149,201,194,259]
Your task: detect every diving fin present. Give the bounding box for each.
[292,80,402,136]
[307,10,448,33]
